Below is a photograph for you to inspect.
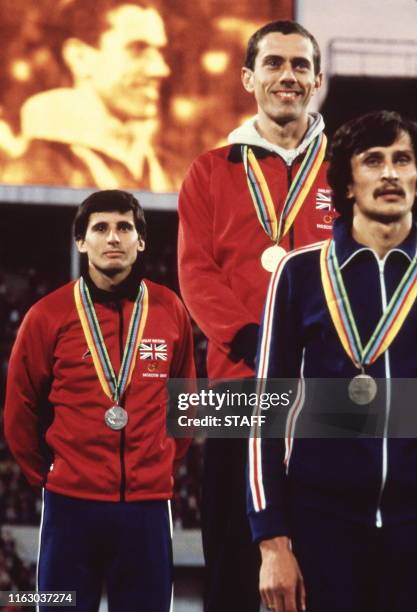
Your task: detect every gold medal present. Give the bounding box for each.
[261,245,287,273]
[348,374,377,405]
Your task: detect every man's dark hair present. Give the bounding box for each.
[244,20,321,75]
[74,189,146,241]
[328,111,417,219]
[43,0,160,77]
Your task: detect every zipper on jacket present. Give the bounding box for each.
[286,163,295,250]
[116,301,127,502]
[374,256,391,528]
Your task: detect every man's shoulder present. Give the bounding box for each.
[145,279,189,323]
[279,241,325,279]
[182,144,246,189]
[28,281,76,319]
[1,139,93,187]
[190,143,238,167]
[145,279,182,306]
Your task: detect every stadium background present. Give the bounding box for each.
[1,0,417,608]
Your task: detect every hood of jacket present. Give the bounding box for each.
[228,112,325,165]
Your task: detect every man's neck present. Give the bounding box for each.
[352,212,413,259]
[255,112,310,150]
[88,266,132,292]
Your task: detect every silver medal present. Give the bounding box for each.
[348,374,377,405]
[104,405,129,430]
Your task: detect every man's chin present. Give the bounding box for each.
[110,101,159,122]
[367,209,406,224]
[98,265,125,278]
[271,107,303,126]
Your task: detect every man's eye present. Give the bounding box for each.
[94,224,106,232]
[363,156,381,166]
[396,154,413,165]
[293,61,309,71]
[264,58,280,67]
[118,224,133,232]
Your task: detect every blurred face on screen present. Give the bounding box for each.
[242,32,321,126]
[75,4,170,120]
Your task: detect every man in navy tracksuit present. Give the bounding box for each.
[248,111,417,612]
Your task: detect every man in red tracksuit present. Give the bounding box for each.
[178,20,334,612]
[5,189,195,612]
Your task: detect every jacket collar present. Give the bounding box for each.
[227,112,325,164]
[333,216,417,268]
[82,265,144,303]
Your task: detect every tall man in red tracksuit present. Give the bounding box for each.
[5,189,195,612]
[178,20,333,612]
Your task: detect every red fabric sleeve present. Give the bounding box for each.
[4,303,54,488]
[178,155,258,347]
[170,295,196,466]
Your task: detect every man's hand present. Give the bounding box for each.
[259,536,306,612]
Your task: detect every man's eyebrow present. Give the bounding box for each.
[261,54,312,65]
[261,53,284,63]
[361,147,414,156]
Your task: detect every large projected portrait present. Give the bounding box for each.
[0,0,290,193]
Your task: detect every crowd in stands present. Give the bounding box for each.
[0,529,36,608]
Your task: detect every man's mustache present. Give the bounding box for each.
[373,185,405,198]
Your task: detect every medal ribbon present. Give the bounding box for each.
[241,132,327,243]
[74,278,149,403]
[320,238,417,368]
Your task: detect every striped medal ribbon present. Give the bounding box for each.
[241,133,327,272]
[320,239,417,404]
[74,277,149,429]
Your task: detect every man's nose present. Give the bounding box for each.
[279,63,296,83]
[145,48,170,78]
[381,161,399,180]
[107,229,120,243]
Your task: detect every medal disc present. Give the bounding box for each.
[105,405,129,430]
[261,245,287,273]
[348,374,377,405]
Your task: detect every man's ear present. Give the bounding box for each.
[241,67,254,93]
[62,38,97,80]
[138,238,145,252]
[311,72,323,96]
[346,184,354,200]
[76,239,87,254]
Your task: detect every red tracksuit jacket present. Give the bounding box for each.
[178,143,333,380]
[4,276,195,502]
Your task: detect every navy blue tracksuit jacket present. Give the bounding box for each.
[248,218,417,543]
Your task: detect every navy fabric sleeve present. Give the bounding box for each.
[247,257,303,542]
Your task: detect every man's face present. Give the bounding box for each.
[81,4,170,120]
[348,132,417,223]
[241,32,322,125]
[77,210,144,277]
